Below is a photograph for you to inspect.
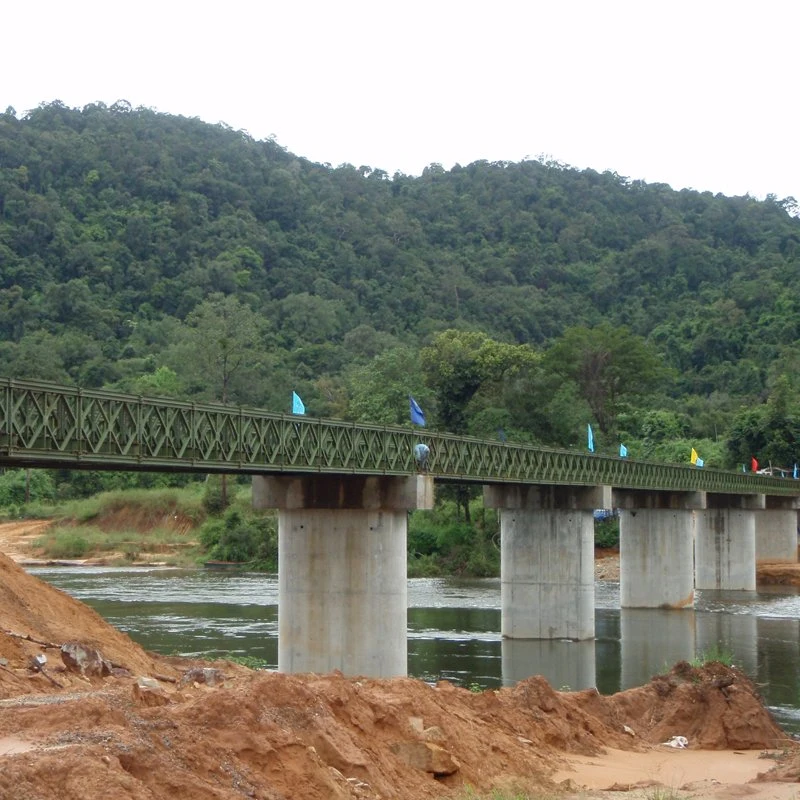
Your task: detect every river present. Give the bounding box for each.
[27,567,800,734]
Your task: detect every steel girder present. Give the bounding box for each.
[1,377,798,496]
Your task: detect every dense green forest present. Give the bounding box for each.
[1,100,799,474]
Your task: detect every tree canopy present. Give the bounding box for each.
[1,101,799,468]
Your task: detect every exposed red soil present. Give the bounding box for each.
[0,547,798,800]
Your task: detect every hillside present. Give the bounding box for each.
[1,102,799,462]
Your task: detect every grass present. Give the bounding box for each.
[691,644,735,667]
[29,485,210,565]
[455,789,554,800]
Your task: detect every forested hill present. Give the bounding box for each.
[1,101,799,467]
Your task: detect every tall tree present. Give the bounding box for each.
[544,323,666,437]
[172,293,264,505]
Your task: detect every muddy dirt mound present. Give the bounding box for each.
[0,551,172,691]
[0,552,793,799]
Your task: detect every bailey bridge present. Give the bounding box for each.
[2,378,798,678]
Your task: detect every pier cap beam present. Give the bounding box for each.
[613,489,706,511]
[253,474,434,511]
[484,483,611,511]
[765,495,800,511]
[706,493,765,510]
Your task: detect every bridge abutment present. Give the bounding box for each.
[694,493,760,590]
[484,484,610,641]
[615,491,702,609]
[253,474,434,677]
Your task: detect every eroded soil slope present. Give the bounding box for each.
[0,550,795,800]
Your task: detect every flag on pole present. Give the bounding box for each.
[690,448,699,465]
[619,443,628,458]
[794,464,798,480]
[751,457,759,472]
[742,463,746,473]
[291,391,305,415]
[409,396,426,427]
[587,424,594,453]
[695,457,704,468]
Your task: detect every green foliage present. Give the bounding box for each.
[1,102,799,469]
[202,475,231,514]
[199,509,278,569]
[408,497,499,577]
[0,469,56,506]
[40,532,90,559]
[594,517,619,549]
[726,376,800,470]
[544,323,666,436]
[691,645,735,667]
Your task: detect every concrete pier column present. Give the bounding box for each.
[253,474,434,677]
[695,494,760,590]
[484,484,611,641]
[755,497,799,563]
[614,491,703,609]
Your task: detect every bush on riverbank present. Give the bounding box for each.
[198,508,278,570]
[408,497,500,577]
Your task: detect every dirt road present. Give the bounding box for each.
[0,519,52,562]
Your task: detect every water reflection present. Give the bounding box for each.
[502,639,596,690]
[27,567,800,732]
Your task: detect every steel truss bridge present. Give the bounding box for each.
[1,377,797,497]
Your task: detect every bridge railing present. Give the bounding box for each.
[1,377,798,496]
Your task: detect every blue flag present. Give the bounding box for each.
[409,396,426,427]
[696,457,704,468]
[292,391,305,415]
[742,463,746,473]
[587,424,594,453]
[619,443,628,458]
[794,464,798,480]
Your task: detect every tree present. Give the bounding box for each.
[726,376,800,470]
[176,293,263,405]
[420,330,539,434]
[171,294,264,505]
[420,330,539,521]
[544,323,666,437]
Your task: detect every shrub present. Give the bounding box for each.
[199,509,278,569]
[0,469,57,506]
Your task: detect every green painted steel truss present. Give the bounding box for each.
[1,377,798,496]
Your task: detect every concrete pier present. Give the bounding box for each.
[694,494,760,590]
[484,484,610,641]
[755,498,800,563]
[253,474,434,677]
[615,491,702,609]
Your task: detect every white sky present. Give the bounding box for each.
[5,0,799,201]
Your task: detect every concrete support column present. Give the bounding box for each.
[756,506,799,564]
[485,484,610,641]
[253,474,434,678]
[614,490,703,609]
[695,502,756,590]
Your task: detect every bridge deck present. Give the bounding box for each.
[1,378,797,496]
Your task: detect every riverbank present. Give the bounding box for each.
[2,549,800,799]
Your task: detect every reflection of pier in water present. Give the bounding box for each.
[501,602,800,707]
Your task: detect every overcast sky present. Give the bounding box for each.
[5,0,798,201]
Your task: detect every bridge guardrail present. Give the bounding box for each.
[1,377,798,496]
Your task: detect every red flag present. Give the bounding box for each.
[751,457,759,472]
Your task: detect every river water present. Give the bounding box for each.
[27,567,800,734]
